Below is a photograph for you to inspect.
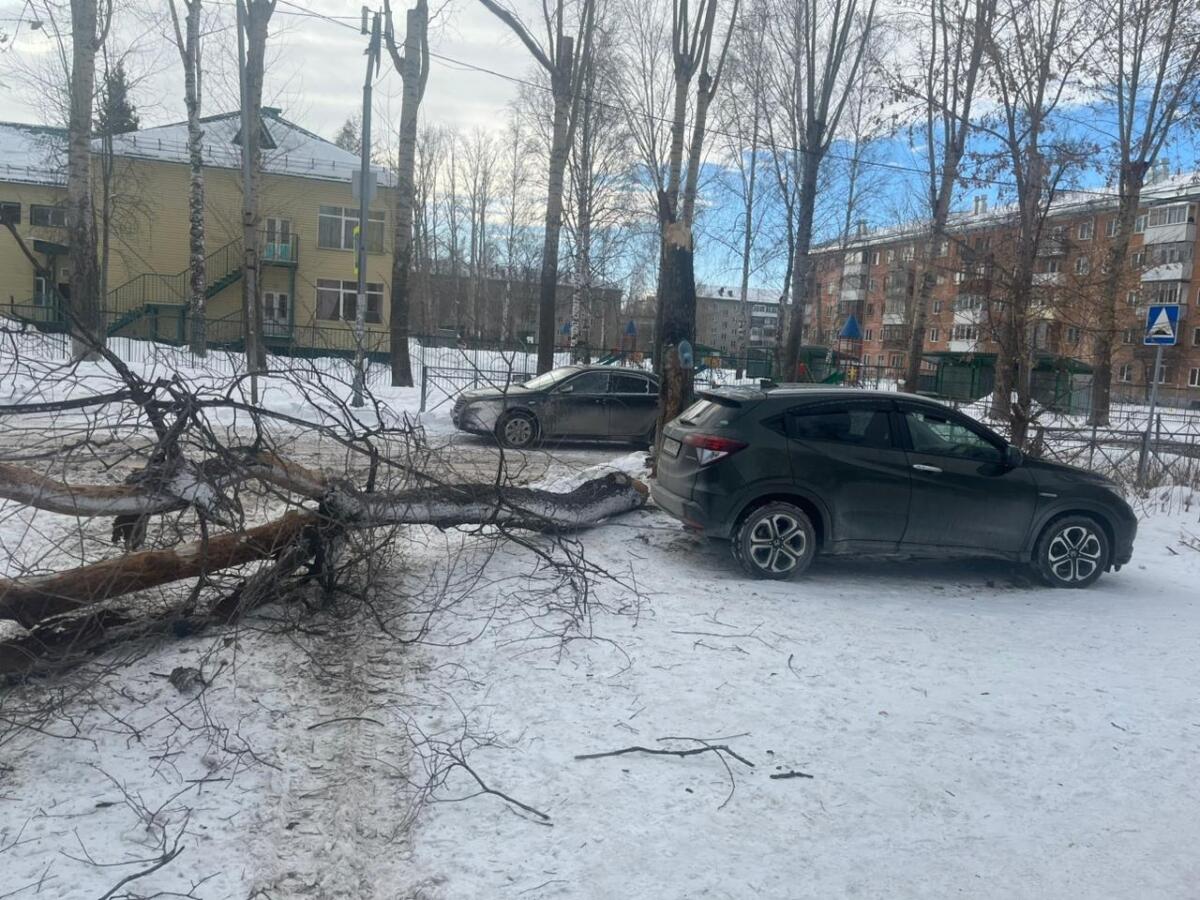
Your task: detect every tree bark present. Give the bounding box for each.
[780,152,820,377]
[67,0,104,360]
[537,38,575,374]
[174,0,208,356]
[388,0,428,388]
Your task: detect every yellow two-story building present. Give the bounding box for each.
[0,108,395,353]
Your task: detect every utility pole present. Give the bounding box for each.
[237,0,259,404]
[352,7,383,408]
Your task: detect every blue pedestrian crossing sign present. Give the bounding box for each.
[1144,304,1180,346]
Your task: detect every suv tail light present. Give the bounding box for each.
[683,433,748,466]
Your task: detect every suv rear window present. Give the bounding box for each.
[677,398,737,428]
[786,406,893,448]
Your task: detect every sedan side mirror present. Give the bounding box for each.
[1005,445,1023,468]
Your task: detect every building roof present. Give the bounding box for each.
[820,167,1200,253]
[0,109,389,188]
[0,122,67,186]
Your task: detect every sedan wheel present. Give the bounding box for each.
[498,411,537,448]
[732,502,816,581]
[1036,516,1109,588]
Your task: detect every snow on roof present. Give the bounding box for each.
[0,122,67,186]
[0,110,390,189]
[101,109,392,186]
[823,169,1200,252]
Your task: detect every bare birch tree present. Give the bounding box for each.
[978,0,1096,445]
[770,0,878,378]
[167,0,208,355]
[382,0,430,386]
[897,0,995,392]
[1085,0,1200,424]
[653,0,738,442]
[477,0,597,373]
[65,0,113,359]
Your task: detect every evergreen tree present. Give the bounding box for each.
[95,62,139,137]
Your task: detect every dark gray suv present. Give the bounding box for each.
[652,386,1136,588]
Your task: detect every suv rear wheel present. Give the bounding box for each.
[732,502,816,580]
[1035,515,1110,588]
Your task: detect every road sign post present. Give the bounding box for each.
[1137,304,1179,485]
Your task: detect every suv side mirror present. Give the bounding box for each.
[1005,445,1023,468]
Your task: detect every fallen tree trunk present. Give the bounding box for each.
[0,472,647,632]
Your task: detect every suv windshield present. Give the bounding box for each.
[677,398,737,428]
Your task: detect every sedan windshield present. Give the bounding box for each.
[520,367,579,391]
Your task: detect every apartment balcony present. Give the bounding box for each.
[953,306,984,324]
[1033,272,1064,286]
[839,286,865,303]
[1140,261,1193,282]
[949,339,979,353]
[1142,222,1196,246]
[881,325,909,347]
[1037,235,1068,257]
[842,259,868,277]
[882,302,906,326]
[261,233,300,266]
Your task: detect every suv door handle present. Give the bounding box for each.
[912,463,942,473]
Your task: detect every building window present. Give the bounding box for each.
[889,353,902,368]
[1131,250,1145,268]
[1075,257,1090,275]
[936,240,949,257]
[1190,368,1200,388]
[318,205,384,252]
[936,273,947,285]
[316,278,383,323]
[33,276,50,306]
[1146,203,1191,228]
[928,327,939,342]
[871,251,880,265]
[901,245,915,262]
[1119,363,1133,383]
[1156,363,1170,384]
[264,217,293,260]
[932,300,942,313]
[1193,326,1200,346]
[1126,290,1139,306]
[0,201,19,224]
[952,324,978,341]
[264,291,289,327]
[1077,220,1094,240]
[1045,258,1061,274]
[1122,328,1135,344]
[886,249,895,264]
[866,303,875,316]
[1106,218,1119,238]
[1147,282,1182,304]
[1066,325,1081,343]
[30,204,67,228]
[1134,214,1147,233]
[864,328,874,341]
[868,278,878,291]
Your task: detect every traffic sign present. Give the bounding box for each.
[1144,304,1180,346]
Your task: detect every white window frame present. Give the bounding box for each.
[1077,220,1094,240]
[1106,218,1119,238]
[1119,363,1133,383]
[1075,256,1090,275]
[1065,325,1081,343]
[928,326,939,342]
[1156,363,1170,384]
[1146,203,1190,228]
[1190,367,1200,388]
[318,205,385,252]
[316,278,384,324]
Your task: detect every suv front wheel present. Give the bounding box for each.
[1035,515,1110,588]
[732,502,816,580]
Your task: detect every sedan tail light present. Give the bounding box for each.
[683,433,748,466]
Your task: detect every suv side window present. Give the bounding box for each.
[903,408,1002,463]
[786,404,894,449]
[610,373,649,394]
[558,371,609,394]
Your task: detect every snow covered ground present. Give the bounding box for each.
[2,329,1199,898]
[2,467,1197,898]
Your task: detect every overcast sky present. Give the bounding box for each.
[0,0,531,142]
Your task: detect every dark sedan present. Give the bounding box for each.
[652,385,1137,588]
[451,365,659,448]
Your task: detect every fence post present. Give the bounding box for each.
[419,363,428,413]
[1088,421,1097,469]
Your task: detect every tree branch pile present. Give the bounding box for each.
[0,330,647,677]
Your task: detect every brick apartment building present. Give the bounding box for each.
[807,166,1200,404]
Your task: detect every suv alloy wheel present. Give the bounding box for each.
[732,501,816,580]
